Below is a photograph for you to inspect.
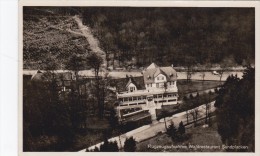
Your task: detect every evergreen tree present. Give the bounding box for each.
[166,121,177,138]
[94,146,99,152]
[109,109,118,129]
[178,121,185,135]
[100,139,119,152]
[214,88,219,94]
[215,67,255,152]
[124,137,137,152]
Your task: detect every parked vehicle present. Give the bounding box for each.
[212,71,219,75]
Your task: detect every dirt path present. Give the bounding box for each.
[72,15,107,69]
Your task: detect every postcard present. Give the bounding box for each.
[19,0,260,155]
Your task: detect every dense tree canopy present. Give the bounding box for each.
[215,67,255,152]
[23,7,254,69]
[124,137,137,152]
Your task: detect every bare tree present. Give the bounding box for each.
[87,52,104,79]
[218,68,226,82]
[198,64,206,83]
[185,110,189,124]
[184,56,196,83]
[189,108,199,127]
[218,57,233,82]
[199,62,211,83]
[99,31,117,70]
[66,54,85,93]
[204,93,212,126]
[87,52,105,118]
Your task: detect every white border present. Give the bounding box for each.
[18,1,260,156]
[0,0,18,156]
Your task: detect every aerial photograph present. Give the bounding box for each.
[22,6,255,152]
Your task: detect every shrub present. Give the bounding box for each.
[109,109,118,129]
[189,94,194,99]
[214,88,219,93]
[124,137,137,152]
[166,121,177,138]
[196,92,200,98]
[178,121,185,135]
[167,121,189,142]
[94,146,99,152]
[100,139,119,152]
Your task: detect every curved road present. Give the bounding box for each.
[80,101,216,152]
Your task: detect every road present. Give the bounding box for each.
[77,71,243,80]
[80,101,216,152]
[24,70,243,81]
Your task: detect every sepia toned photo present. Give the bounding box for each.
[21,2,256,153]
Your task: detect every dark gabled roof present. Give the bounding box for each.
[143,65,177,84]
[146,62,158,69]
[31,73,45,81]
[113,76,145,92]
[32,72,73,82]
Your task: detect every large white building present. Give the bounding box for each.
[116,63,178,121]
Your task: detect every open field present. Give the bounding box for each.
[177,80,223,94]
[137,121,223,152]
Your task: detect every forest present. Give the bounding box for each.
[23,7,255,70]
[215,67,255,151]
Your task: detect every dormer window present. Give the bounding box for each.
[147,83,152,87]
[129,86,135,92]
[170,73,173,77]
[147,75,151,79]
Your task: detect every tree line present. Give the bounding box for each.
[86,136,137,152]
[215,67,255,152]
[23,7,254,69]
[23,52,117,151]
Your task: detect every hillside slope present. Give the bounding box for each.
[23,7,255,69]
[23,7,104,69]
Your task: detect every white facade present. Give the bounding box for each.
[116,63,178,121]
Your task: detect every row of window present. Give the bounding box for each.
[119,102,146,107]
[153,93,177,98]
[147,83,152,87]
[157,76,165,80]
[119,96,147,102]
[154,99,177,103]
[129,87,136,92]
[119,93,177,102]
[119,98,176,106]
[147,81,175,88]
